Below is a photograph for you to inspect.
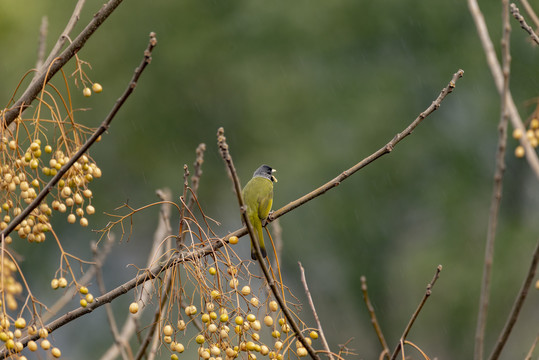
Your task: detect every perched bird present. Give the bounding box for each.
[241,164,277,259]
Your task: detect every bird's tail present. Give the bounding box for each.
[251,222,267,260]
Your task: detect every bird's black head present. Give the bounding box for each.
[253,164,277,182]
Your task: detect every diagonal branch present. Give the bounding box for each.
[269,69,464,222]
[0,32,157,242]
[1,0,124,129]
[487,239,539,360]
[389,265,442,360]
[510,3,539,45]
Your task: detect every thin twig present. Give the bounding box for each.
[519,0,539,31]
[360,276,390,360]
[268,69,464,222]
[524,333,539,360]
[100,189,172,360]
[94,241,131,360]
[488,239,539,360]
[510,3,539,45]
[217,128,321,360]
[474,3,511,360]
[299,262,335,360]
[35,16,48,71]
[389,265,442,360]
[39,0,87,74]
[0,32,157,243]
[1,0,124,128]
[468,0,539,180]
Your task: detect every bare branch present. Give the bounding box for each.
[269,69,464,222]
[390,265,442,360]
[488,239,539,360]
[35,16,48,70]
[474,3,512,359]
[510,3,539,45]
[39,0,87,74]
[519,0,539,31]
[360,276,390,360]
[299,262,335,360]
[1,0,124,128]
[0,32,157,243]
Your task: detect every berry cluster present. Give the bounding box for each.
[129,256,319,360]
[513,118,539,158]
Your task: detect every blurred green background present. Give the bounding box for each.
[2,0,539,359]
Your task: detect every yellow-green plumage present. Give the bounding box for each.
[241,165,276,259]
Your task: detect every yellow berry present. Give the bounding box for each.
[79,286,88,295]
[177,320,186,330]
[269,300,278,311]
[515,145,525,158]
[246,341,256,351]
[80,217,88,227]
[210,290,220,299]
[210,346,220,356]
[208,323,218,333]
[208,267,216,275]
[195,334,205,344]
[44,145,52,153]
[310,331,319,339]
[85,294,94,303]
[513,128,523,139]
[80,299,88,307]
[535,279,539,290]
[129,302,139,314]
[250,297,259,307]
[176,343,185,353]
[229,235,239,244]
[163,335,172,344]
[28,325,37,335]
[241,286,251,296]
[220,313,229,322]
[14,318,26,329]
[40,339,51,350]
[532,118,539,129]
[246,314,256,322]
[86,205,95,215]
[51,347,61,358]
[92,83,103,93]
[5,339,14,349]
[163,325,173,336]
[83,87,91,97]
[201,313,210,323]
[171,355,179,360]
[28,340,38,351]
[67,214,76,224]
[297,347,308,357]
[235,316,244,325]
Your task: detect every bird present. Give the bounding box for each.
[241,164,277,260]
